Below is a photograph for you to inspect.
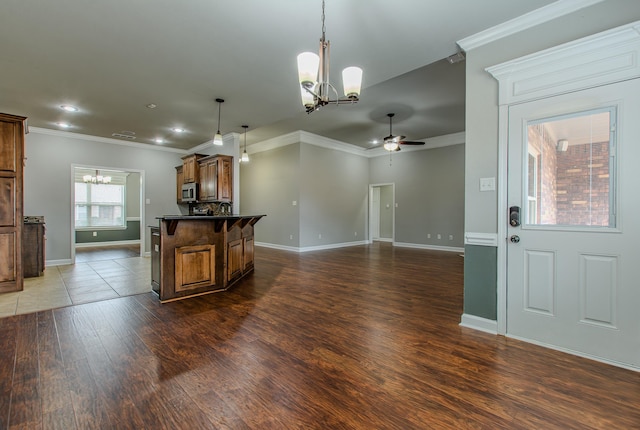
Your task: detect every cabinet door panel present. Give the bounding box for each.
[218,158,232,201]
[227,239,243,282]
[175,244,215,292]
[244,237,254,271]
[0,122,16,172]
[0,232,16,283]
[0,178,15,226]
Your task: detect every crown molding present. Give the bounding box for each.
[28,127,188,154]
[250,130,465,158]
[248,130,368,157]
[487,20,640,105]
[457,0,606,52]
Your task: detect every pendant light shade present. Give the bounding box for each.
[213,98,224,146]
[240,125,250,163]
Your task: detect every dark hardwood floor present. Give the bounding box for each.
[1,243,638,429]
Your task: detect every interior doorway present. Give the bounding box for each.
[71,165,145,264]
[369,184,394,242]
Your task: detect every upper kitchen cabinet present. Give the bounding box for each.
[0,113,26,293]
[181,153,205,184]
[198,155,233,202]
[175,165,184,203]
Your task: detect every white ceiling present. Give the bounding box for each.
[0,0,557,151]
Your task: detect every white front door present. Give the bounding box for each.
[507,79,640,368]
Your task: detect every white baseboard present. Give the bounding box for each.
[255,240,369,253]
[394,242,464,253]
[459,314,498,334]
[45,259,72,267]
[75,240,141,248]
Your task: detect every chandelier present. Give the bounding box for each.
[297,0,363,113]
[83,170,112,184]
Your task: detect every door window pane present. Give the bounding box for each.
[525,109,614,227]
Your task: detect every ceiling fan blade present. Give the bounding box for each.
[398,140,425,145]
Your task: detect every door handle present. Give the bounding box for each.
[510,235,520,243]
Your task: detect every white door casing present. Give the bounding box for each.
[488,21,640,369]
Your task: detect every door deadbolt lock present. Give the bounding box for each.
[509,206,521,227]
[510,235,520,243]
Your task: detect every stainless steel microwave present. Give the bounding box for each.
[181,183,198,202]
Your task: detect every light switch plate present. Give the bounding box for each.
[480,177,496,192]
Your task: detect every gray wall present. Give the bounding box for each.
[299,143,369,247]
[24,131,185,262]
[75,220,140,244]
[240,144,301,247]
[241,138,464,250]
[463,0,640,319]
[369,144,465,247]
[241,141,369,249]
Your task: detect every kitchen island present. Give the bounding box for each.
[150,215,265,302]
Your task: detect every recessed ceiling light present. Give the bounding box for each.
[57,122,71,128]
[153,138,164,144]
[171,127,185,133]
[146,103,157,109]
[60,105,78,112]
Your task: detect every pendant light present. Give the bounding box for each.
[240,125,250,163]
[213,98,224,146]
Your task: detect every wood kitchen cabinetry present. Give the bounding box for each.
[0,113,26,293]
[152,215,264,302]
[181,153,205,184]
[175,165,183,203]
[23,220,45,278]
[197,154,233,202]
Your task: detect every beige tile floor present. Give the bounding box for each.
[0,251,151,318]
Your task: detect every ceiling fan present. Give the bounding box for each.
[382,113,425,151]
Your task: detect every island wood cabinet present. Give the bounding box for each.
[0,113,26,293]
[197,154,233,202]
[152,215,264,302]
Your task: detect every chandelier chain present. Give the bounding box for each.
[321,0,326,39]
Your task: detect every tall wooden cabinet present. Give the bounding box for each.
[197,154,233,202]
[0,113,26,293]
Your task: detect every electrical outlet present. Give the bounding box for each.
[449,235,453,240]
[437,234,441,240]
[318,233,322,239]
[290,234,293,240]
[292,200,297,206]
[92,232,97,237]
[427,233,431,239]
[354,231,357,236]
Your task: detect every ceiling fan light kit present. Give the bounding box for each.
[383,113,425,152]
[297,0,363,113]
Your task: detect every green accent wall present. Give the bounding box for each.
[463,245,497,320]
[76,220,140,244]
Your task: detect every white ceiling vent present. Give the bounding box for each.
[112,133,137,140]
